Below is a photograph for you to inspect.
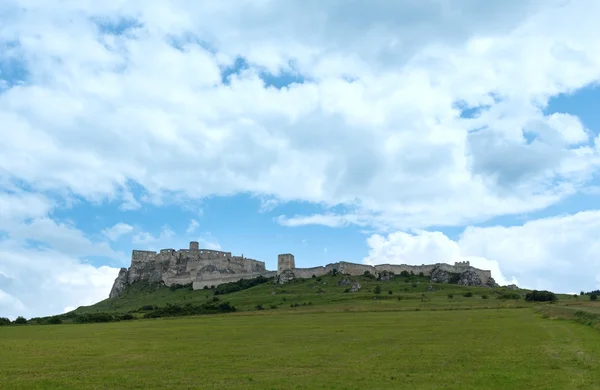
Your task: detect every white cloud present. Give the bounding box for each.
[186,219,199,234]
[102,222,134,241]
[0,239,119,320]
[364,210,600,293]
[132,225,175,247]
[0,0,599,229]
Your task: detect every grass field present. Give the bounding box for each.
[69,274,544,317]
[2,307,600,389]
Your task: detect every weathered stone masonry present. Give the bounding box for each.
[109,242,497,298]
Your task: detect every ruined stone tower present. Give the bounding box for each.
[277,253,295,274]
[190,241,199,250]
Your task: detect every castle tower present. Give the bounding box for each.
[277,253,295,274]
[190,241,199,250]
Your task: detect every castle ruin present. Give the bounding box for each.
[109,242,497,298]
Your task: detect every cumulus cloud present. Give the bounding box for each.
[0,0,599,229]
[364,210,600,293]
[0,240,119,320]
[363,230,516,287]
[186,219,199,234]
[102,222,134,241]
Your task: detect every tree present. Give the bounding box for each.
[373,285,381,294]
[0,317,10,326]
[525,290,557,302]
[13,316,27,325]
[591,294,598,301]
[447,293,454,300]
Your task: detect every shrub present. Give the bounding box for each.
[481,294,489,300]
[447,294,454,299]
[212,296,220,302]
[363,271,377,280]
[213,275,271,295]
[47,316,63,325]
[312,274,316,278]
[121,313,135,321]
[315,277,322,282]
[463,292,473,298]
[397,296,403,301]
[143,302,236,319]
[269,304,278,309]
[329,269,339,276]
[140,305,156,311]
[448,272,461,284]
[73,313,119,323]
[0,317,11,326]
[400,270,410,277]
[169,283,193,291]
[388,290,393,295]
[255,304,264,310]
[591,294,598,301]
[525,290,557,302]
[498,292,521,300]
[13,316,27,325]
[411,283,417,288]
[373,285,381,294]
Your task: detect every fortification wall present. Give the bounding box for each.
[132,250,158,262]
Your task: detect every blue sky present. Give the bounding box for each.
[2,0,600,319]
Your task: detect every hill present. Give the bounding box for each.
[61,272,547,322]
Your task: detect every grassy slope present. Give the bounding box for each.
[71,274,542,316]
[2,308,600,389]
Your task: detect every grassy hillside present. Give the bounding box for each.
[2,308,600,389]
[70,273,539,318]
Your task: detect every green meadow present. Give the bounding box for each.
[2,275,600,389]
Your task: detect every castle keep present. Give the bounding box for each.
[109,242,497,298]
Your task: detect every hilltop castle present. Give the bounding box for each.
[109,241,497,298]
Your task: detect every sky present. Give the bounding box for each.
[1,0,600,319]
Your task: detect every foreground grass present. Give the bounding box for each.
[2,308,599,389]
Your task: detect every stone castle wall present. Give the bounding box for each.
[278,258,495,286]
[111,243,497,299]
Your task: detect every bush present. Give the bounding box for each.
[213,275,271,295]
[13,316,27,325]
[73,313,119,324]
[481,294,489,300]
[463,292,473,298]
[498,292,521,300]
[0,317,11,326]
[447,294,454,299]
[448,273,461,284]
[418,272,424,277]
[269,304,278,309]
[121,313,135,321]
[388,290,393,295]
[47,316,63,325]
[329,269,339,276]
[139,305,156,311]
[363,271,377,280]
[411,283,417,288]
[397,296,403,301]
[525,290,557,302]
[399,270,410,277]
[255,304,264,310]
[373,285,381,294]
[315,277,322,282]
[591,294,598,301]
[143,302,236,319]
[169,283,193,291]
